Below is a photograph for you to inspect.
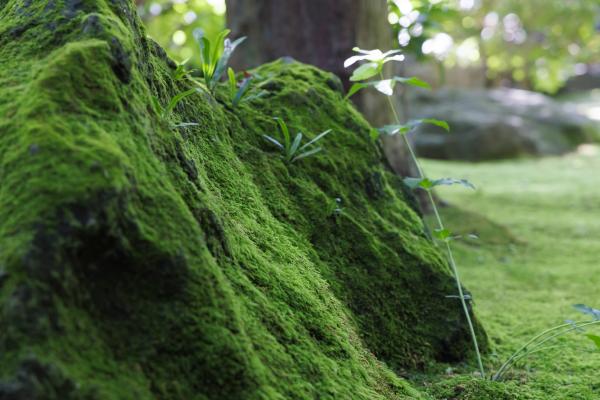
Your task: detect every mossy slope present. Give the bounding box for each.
[0,1,484,398]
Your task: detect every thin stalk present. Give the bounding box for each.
[493,320,600,380]
[380,73,485,377]
[492,321,575,380]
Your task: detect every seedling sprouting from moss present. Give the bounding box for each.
[194,29,246,93]
[173,58,192,81]
[492,304,600,381]
[344,46,486,377]
[263,118,332,163]
[227,68,268,107]
[151,89,201,128]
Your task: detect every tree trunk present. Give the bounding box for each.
[226,0,425,208]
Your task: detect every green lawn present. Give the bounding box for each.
[421,147,600,399]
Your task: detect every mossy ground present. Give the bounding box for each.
[419,147,600,399]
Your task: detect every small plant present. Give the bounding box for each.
[173,58,192,81]
[227,68,268,107]
[492,304,600,381]
[344,47,486,377]
[194,29,246,93]
[151,89,201,127]
[263,118,332,163]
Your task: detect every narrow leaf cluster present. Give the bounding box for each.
[194,29,246,93]
[151,88,201,125]
[263,118,332,163]
[227,68,268,107]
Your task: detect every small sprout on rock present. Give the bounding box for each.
[263,118,332,163]
[194,29,246,93]
[151,89,202,128]
[173,58,192,81]
[227,68,268,107]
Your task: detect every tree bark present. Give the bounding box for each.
[226,0,425,206]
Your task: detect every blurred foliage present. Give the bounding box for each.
[389,0,600,93]
[139,0,600,93]
[137,0,226,64]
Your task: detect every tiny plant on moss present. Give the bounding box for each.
[263,118,332,163]
[151,88,201,128]
[227,68,268,107]
[194,29,246,93]
[173,58,192,81]
[344,46,485,377]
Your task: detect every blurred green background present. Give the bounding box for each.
[138,0,600,93]
[137,0,226,64]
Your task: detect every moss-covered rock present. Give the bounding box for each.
[0,1,486,398]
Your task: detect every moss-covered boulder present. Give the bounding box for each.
[0,1,485,398]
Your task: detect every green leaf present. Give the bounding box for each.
[151,95,163,115]
[345,83,368,99]
[227,67,237,99]
[586,334,600,349]
[263,135,284,150]
[233,76,253,106]
[404,177,475,190]
[210,29,230,73]
[242,90,268,103]
[393,76,431,90]
[290,133,303,158]
[173,122,200,128]
[212,35,246,89]
[164,88,199,116]
[350,62,381,82]
[199,37,212,78]
[173,59,190,81]
[378,124,410,136]
[403,177,433,190]
[299,129,332,152]
[433,228,452,241]
[293,146,322,162]
[274,118,291,151]
[421,118,450,131]
[432,178,476,190]
[380,119,450,136]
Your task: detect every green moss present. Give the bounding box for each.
[424,154,600,399]
[425,376,535,399]
[0,1,488,398]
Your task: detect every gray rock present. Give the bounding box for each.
[562,64,600,93]
[409,88,599,161]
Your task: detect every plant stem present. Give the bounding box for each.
[492,319,600,380]
[380,73,485,377]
